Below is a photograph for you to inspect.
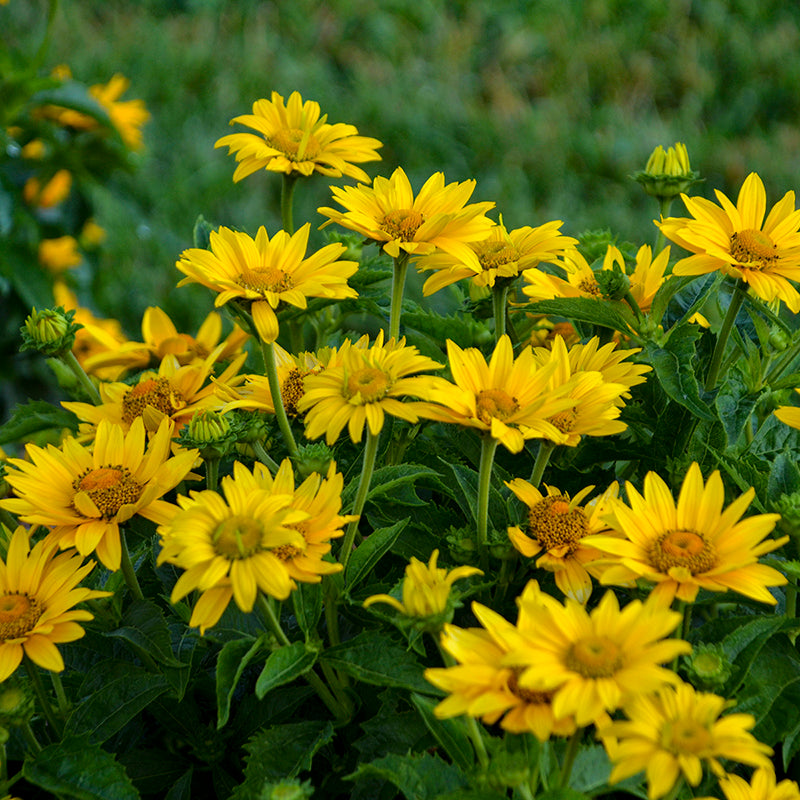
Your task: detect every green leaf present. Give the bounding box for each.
[402,308,492,349]
[714,367,760,448]
[411,693,474,772]
[23,735,140,800]
[441,460,506,531]
[164,769,194,800]
[767,452,800,503]
[31,81,114,127]
[0,399,79,445]
[537,791,592,800]
[523,298,635,334]
[320,630,438,694]
[255,641,318,699]
[107,599,186,668]
[292,581,323,638]
[346,519,407,590]
[348,752,470,800]
[343,464,442,509]
[650,274,704,327]
[568,744,612,794]
[215,635,266,729]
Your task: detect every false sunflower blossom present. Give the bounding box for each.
[415,219,577,296]
[0,527,110,682]
[600,683,773,800]
[175,223,358,344]
[506,480,619,603]
[425,584,578,740]
[156,462,309,633]
[658,172,800,312]
[298,330,443,445]
[215,90,383,183]
[718,768,800,800]
[586,463,787,606]
[0,418,198,571]
[318,166,495,262]
[38,236,82,273]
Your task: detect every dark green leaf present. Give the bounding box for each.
[411,693,474,772]
[107,599,186,668]
[32,81,114,127]
[767,452,800,503]
[0,399,79,445]
[523,298,635,334]
[346,519,407,590]
[537,791,592,800]
[348,752,469,800]
[650,274,706,327]
[255,641,317,699]
[164,769,194,800]
[441,460,506,531]
[292,581,323,638]
[215,635,266,729]
[714,367,760,447]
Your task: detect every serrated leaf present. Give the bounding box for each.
[714,367,760,447]
[767,452,800,503]
[346,519,407,590]
[650,274,705,326]
[402,309,491,349]
[348,752,470,800]
[107,599,186,668]
[0,399,79,445]
[292,581,323,638]
[411,693,474,772]
[216,635,265,729]
[164,769,194,800]
[523,297,636,334]
[255,641,318,699]
[441,459,506,530]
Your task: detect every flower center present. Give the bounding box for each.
[528,496,588,555]
[578,278,601,296]
[730,228,777,269]
[73,465,144,518]
[476,389,520,424]
[271,544,304,562]
[549,408,578,433]
[661,719,714,755]
[381,209,425,241]
[564,635,623,678]
[122,377,185,424]
[345,366,391,403]
[265,127,322,161]
[213,515,263,559]
[649,530,717,575]
[507,669,556,705]
[0,594,43,641]
[474,241,520,272]
[236,266,295,295]
[281,367,309,416]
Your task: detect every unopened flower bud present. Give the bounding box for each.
[597,263,632,301]
[0,676,35,727]
[295,442,334,480]
[683,642,732,691]
[633,142,701,200]
[178,410,234,460]
[20,307,80,356]
[259,779,314,800]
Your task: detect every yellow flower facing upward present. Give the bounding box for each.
[318,166,496,261]
[658,172,800,312]
[176,223,358,344]
[298,331,443,444]
[718,768,800,800]
[1,418,198,571]
[215,90,382,183]
[0,527,110,682]
[586,462,787,606]
[601,683,773,800]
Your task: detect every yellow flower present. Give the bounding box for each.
[415,219,577,296]
[506,480,619,603]
[774,389,800,431]
[318,166,495,261]
[364,549,481,619]
[600,682,773,800]
[156,461,308,633]
[90,74,150,150]
[176,223,358,344]
[0,527,109,682]
[38,236,82,273]
[718,768,800,800]
[1,418,198,571]
[215,90,382,183]
[298,331,443,444]
[658,172,800,312]
[504,584,689,727]
[586,462,787,605]
[24,169,72,208]
[527,318,581,349]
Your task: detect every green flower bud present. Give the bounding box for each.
[0,676,35,727]
[20,307,80,357]
[294,442,334,480]
[597,262,632,301]
[177,410,234,460]
[259,779,314,800]
[683,642,732,691]
[445,525,479,564]
[768,326,792,352]
[632,142,701,200]
[774,491,800,541]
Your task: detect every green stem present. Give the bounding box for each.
[654,196,673,253]
[323,575,342,647]
[492,283,510,341]
[786,581,797,619]
[558,729,582,789]
[280,173,299,234]
[623,289,644,322]
[23,658,62,738]
[466,716,490,771]
[0,508,19,532]
[765,335,800,385]
[61,349,102,405]
[515,783,535,800]
[476,434,499,550]
[529,440,556,488]
[389,252,410,340]
[33,0,59,69]
[341,429,380,576]
[319,658,353,717]
[253,439,280,473]
[260,339,299,460]
[119,529,144,601]
[50,671,69,719]
[204,457,219,492]
[705,280,746,392]
[661,777,685,800]
[20,720,42,754]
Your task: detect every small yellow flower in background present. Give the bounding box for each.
[23,169,72,208]
[79,218,107,249]
[215,90,383,183]
[299,330,443,445]
[38,236,82,273]
[586,462,787,606]
[718,767,800,800]
[176,223,358,344]
[0,527,110,682]
[658,172,800,312]
[21,138,47,159]
[364,549,481,624]
[415,219,577,296]
[90,74,150,150]
[600,682,773,800]
[506,479,619,603]
[318,166,495,261]
[1,418,198,571]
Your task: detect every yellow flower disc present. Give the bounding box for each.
[381,209,425,241]
[267,128,322,161]
[650,530,717,575]
[122,377,184,424]
[213,516,264,559]
[345,366,391,403]
[662,719,714,755]
[73,465,143,517]
[565,635,624,678]
[0,595,44,640]
[729,228,777,269]
[476,388,519,424]
[528,496,588,555]
[237,266,294,294]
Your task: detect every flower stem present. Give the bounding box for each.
[280,173,299,234]
[654,197,673,253]
[50,671,69,719]
[341,429,380,576]
[558,729,582,788]
[260,338,299,460]
[23,657,62,739]
[786,581,797,618]
[204,457,220,492]
[705,280,746,392]
[60,349,102,405]
[492,283,510,341]
[529,440,556,488]
[389,252,410,340]
[476,434,499,550]
[119,529,144,601]
[253,439,280,473]
[20,720,42,754]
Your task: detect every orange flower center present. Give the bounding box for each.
[564,635,623,678]
[237,266,295,294]
[381,209,425,241]
[528,496,588,556]
[266,127,322,161]
[507,669,556,705]
[661,719,714,755]
[0,594,44,641]
[213,515,263,559]
[578,278,601,296]
[73,465,144,518]
[345,366,391,403]
[730,228,777,270]
[281,367,310,416]
[271,544,303,562]
[122,377,185,424]
[650,530,717,575]
[474,240,520,272]
[550,407,578,433]
[476,389,519,424]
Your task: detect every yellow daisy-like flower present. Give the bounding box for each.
[0,418,197,571]
[23,169,72,208]
[527,318,581,349]
[364,549,482,620]
[415,219,577,296]
[658,172,800,312]
[38,236,82,273]
[625,244,672,314]
[504,584,689,727]
[215,90,383,183]
[156,462,308,633]
[586,462,787,606]
[90,74,150,150]
[425,588,578,740]
[718,767,800,800]
[318,166,496,261]
[175,223,358,344]
[506,480,619,603]
[600,682,773,800]
[0,527,110,682]
[774,389,800,431]
[298,330,443,445]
